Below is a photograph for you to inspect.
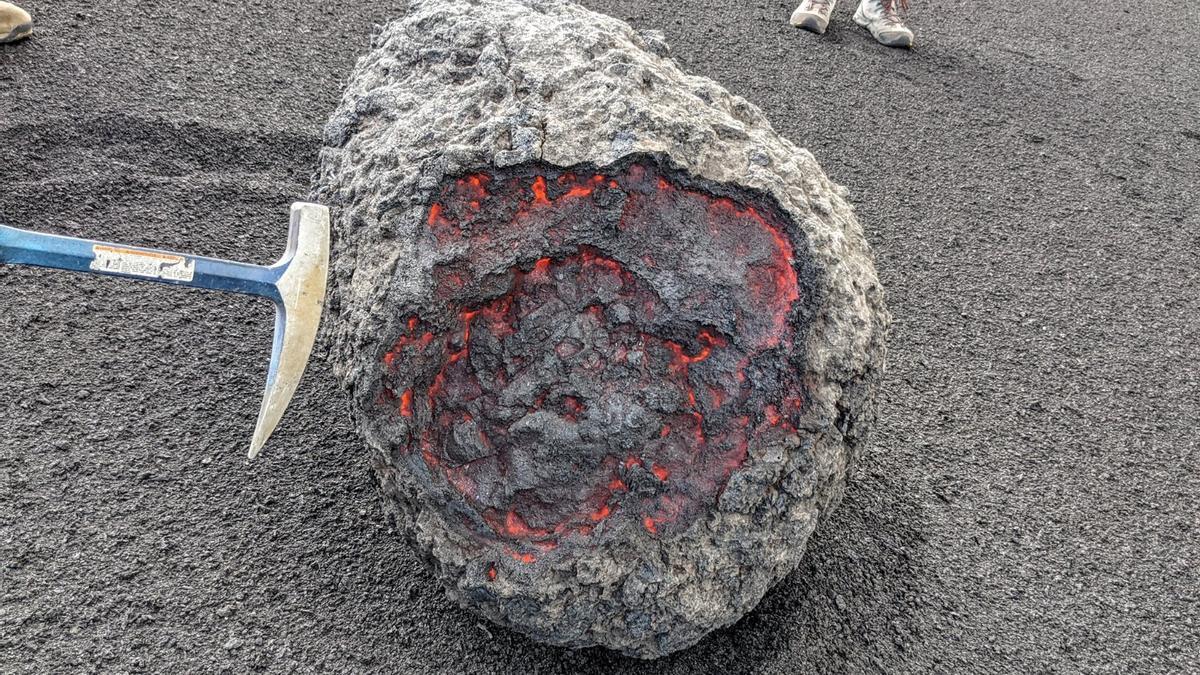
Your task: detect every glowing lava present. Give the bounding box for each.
[378,160,811,564]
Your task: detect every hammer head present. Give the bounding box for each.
[248,202,331,458]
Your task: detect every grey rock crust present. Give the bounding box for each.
[316,0,889,658]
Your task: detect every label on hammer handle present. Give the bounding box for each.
[89,245,196,282]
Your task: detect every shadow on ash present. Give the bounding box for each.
[316,0,889,659]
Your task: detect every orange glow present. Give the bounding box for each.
[461,309,480,344]
[507,550,537,564]
[383,330,435,368]
[386,163,805,555]
[421,448,439,469]
[765,405,781,426]
[531,176,550,205]
[665,329,726,371]
[505,510,534,537]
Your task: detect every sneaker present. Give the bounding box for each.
[790,0,838,35]
[853,0,914,48]
[0,2,32,44]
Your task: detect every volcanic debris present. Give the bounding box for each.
[316,0,889,659]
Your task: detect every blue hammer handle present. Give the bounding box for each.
[0,223,291,449]
[0,224,284,302]
[1,203,331,459]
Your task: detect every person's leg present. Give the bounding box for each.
[790,0,838,35]
[853,0,914,48]
[0,2,32,44]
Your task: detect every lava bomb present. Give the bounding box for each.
[316,0,889,659]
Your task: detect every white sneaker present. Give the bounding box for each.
[853,0,914,48]
[790,0,838,35]
[0,2,32,44]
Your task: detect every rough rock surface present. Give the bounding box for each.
[316,0,889,658]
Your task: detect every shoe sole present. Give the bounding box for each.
[790,11,829,34]
[872,30,913,47]
[852,9,913,48]
[0,22,32,44]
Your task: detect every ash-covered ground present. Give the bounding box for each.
[1,0,1197,672]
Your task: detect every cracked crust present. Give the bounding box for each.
[315,0,889,658]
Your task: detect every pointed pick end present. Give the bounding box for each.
[246,202,331,459]
[248,431,269,461]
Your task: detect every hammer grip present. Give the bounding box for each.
[0,223,281,301]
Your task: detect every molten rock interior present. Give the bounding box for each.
[377,160,814,562]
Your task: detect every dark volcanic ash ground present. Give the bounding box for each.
[1,0,1198,672]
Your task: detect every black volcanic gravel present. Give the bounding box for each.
[1,0,1197,672]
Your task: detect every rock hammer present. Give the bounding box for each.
[0,203,331,458]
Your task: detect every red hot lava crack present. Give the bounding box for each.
[379,161,810,566]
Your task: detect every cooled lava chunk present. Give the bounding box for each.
[377,160,813,557]
[319,0,888,659]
